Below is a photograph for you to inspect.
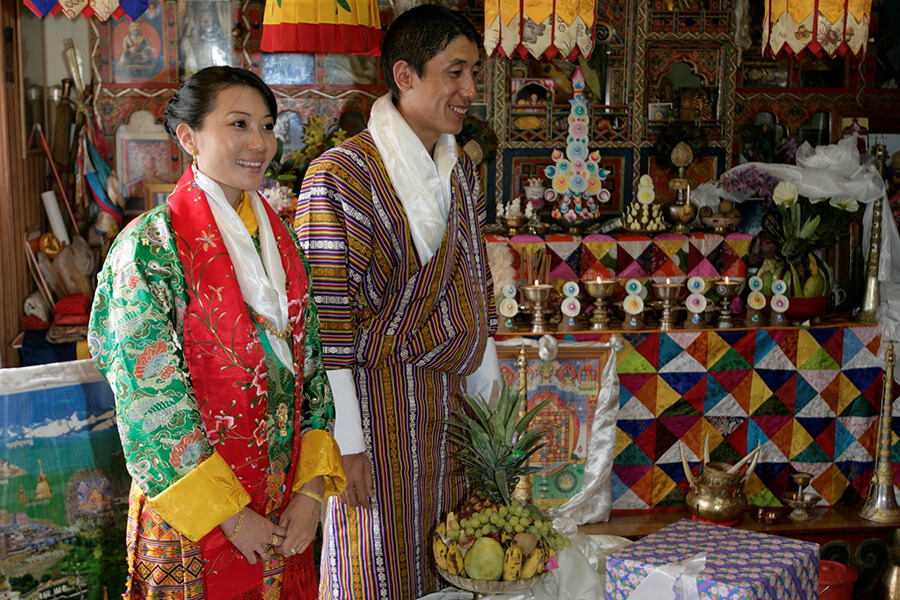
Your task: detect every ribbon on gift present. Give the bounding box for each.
[626,552,707,600]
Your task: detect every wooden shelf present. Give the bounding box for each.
[578,506,896,542]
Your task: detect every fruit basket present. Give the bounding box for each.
[437,567,549,596]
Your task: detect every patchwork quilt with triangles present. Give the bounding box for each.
[487,232,752,295]
[499,324,886,511]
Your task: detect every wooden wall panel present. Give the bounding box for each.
[0,0,44,367]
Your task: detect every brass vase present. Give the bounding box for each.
[681,434,761,523]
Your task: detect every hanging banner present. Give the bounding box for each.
[0,360,127,599]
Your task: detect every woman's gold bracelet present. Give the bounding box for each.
[225,508,246,542]
[298,487,325,505]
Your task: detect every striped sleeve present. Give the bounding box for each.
[295,145,373,369]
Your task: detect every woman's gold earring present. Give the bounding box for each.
[192,151,198,172]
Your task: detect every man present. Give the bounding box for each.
[295,6,500,599]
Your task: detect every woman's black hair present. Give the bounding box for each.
[164,66,277,144]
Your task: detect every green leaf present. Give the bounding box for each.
[798,215,820,239]
[336,0,350,11]
[515,399,551,434]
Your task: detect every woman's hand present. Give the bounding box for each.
[276,477,324,557]
[220,508,287,564]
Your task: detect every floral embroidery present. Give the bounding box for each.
[134,341,177,380]
[170,430,207,468]
[250,359,267,396]
[253,421,267,447]
[209,285,224,301]
[196,228,217,252]
[207,414,235,445]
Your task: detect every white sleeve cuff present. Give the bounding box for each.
[326,368,367,455]
[465,337,502,408]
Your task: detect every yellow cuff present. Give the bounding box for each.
[76,340,91,360]
[149,451,251,542]
[292,429,347,497]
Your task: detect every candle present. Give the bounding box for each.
[534,279,539,286]
[666,277,671,285]
[725,275,729,284]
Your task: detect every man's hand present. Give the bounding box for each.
[340,452,374,508]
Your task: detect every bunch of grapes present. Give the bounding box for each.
[448,503,571,553]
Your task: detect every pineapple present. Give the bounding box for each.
[446,383,550,519]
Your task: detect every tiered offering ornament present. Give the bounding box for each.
[497,284,519,333]
[744,276,767,326]
[622,279,645,330]
[435,385,568,587]
[544,68,610,228]
[769,278,790,325]
[685,293,707,328]
[624,174,667,232]
[559,280,582,331]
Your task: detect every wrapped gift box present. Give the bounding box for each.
[606,520,818,599]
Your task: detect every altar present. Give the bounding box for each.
[497,321,886,512]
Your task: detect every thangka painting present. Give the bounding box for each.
[498,349,612,510]
[0,360,128,599]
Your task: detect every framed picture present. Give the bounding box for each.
[639,147,727,205]
[831,113,869,154]
[648,102,673,121]
[111,10,166,84]
[263,54,316,86]
[741,60,789,87]
[116,111,174,200]
[144,183,176,210]
[511,78,555,106]
[177,0,234,80]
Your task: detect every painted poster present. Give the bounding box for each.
[0,360,127,599]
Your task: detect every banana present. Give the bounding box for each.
[520,546,544,579]
[808,253,819,276]
[446,540,465,576]
[435,522,446,539]
[503,543,523,581]
[433,537,449,571]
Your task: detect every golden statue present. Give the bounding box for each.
[34,459,52,500]
[18,483,27,505]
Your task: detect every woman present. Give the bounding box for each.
[88,66,345,600]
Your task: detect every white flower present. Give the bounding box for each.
[808,197,827,204]
[772,181,798,206]
[260,184,296,213]
[829,196,859,212]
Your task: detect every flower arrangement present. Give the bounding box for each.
[718,166,780,202]
[261,115,347,217]
[756,181,860,298]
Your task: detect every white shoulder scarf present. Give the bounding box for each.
[194,169,294,374]
[367,93,458,265]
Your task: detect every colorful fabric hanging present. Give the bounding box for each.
[25,0,128,20]
[484,0,596,60]
[261,0,382,55]
[762,0,872,58]
[117,0,147,21]
[23,0,61,19]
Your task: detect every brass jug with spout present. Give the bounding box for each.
[681,434,761,523]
